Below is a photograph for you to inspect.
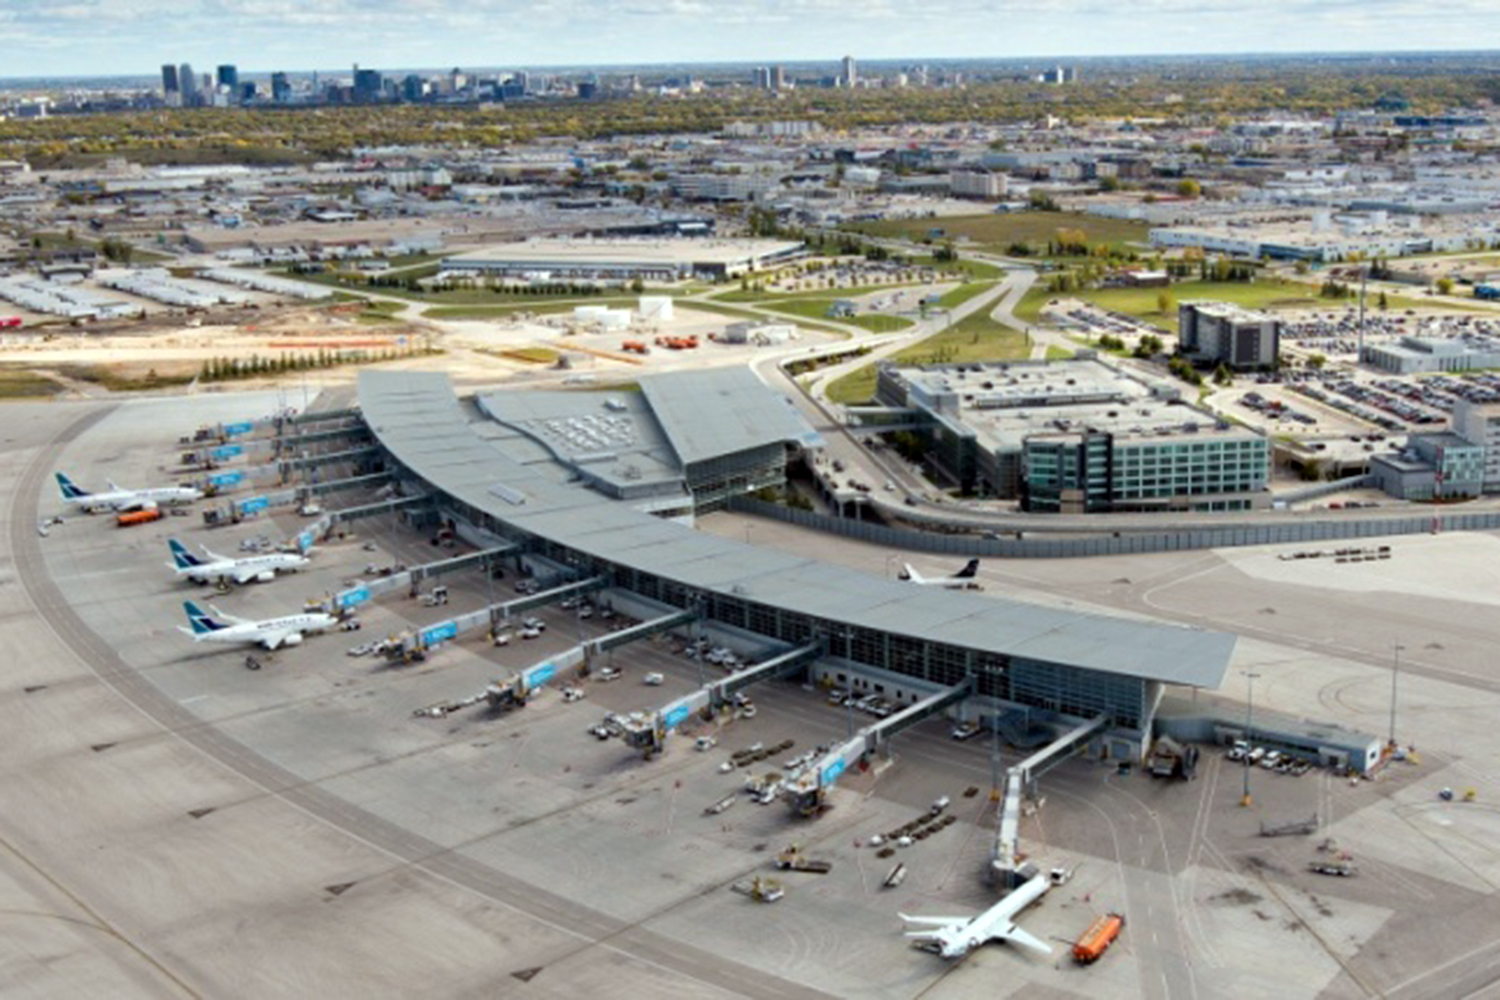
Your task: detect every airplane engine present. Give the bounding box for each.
[284,633,304,646]
[255,571,276,583]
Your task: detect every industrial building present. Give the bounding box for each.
[439,238,805,283]
[949,169,1009,200]
[356,370,1238,760]
[1361,334,1500,374]
[1178,301,1281,371]
[869,358,1271,513]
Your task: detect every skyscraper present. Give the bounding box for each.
[271,72,292,104]
[161,64,179,96]
[178,63,196,106]
[353,66,385,103]
[217,65,239,93]
[841,55,857,89]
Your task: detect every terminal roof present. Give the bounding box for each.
[359,371,1237,689]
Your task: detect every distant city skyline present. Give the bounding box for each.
[2,0,1499,80]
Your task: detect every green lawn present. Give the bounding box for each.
[1045,345,1076,360]
[935,280,1000,310]
[825,312,1030,403]
[847,211,1150,255]
[678,300,849,337]
[1043,279,1453,331]
[0,368,64,399]
[761,298,914,333]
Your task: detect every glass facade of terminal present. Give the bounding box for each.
[388,457,1154,733]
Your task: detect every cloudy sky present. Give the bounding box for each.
[1,0,1492,79]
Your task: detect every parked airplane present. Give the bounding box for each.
[900,873,1053,958]
[899,558,982,590]
[178,600,335,650]
[56,472,202,513]
[167,539,309,585]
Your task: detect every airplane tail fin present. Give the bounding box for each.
[956,559,980,579]
[169,539,205,569]
[182,600,227,635]
[55,473,90,500]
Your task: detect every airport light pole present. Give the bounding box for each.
[1241,670,1261,808]
[1389,642,1405,751]
[884,553,899,579]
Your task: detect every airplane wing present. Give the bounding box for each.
[261,629,297,650]
[901,564,927,584]
[231,567,260,585]
[1000,925,1053,957]
[900,914,967,928]
[202,546,232,563]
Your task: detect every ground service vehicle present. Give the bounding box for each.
[1072,913,1125,964]
[118,509,164,527]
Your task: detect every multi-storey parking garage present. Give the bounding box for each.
[359,370,1237,758]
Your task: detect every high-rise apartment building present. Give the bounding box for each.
[841,55,857,88]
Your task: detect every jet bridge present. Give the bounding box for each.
[784,678,974,817]
[592,608,699,656]
[312,544,519,612]
[416,607,697,715]
[376,576,608,663]
[620,641,824,756]
[992,714,1108,886]
[278,444,382,473]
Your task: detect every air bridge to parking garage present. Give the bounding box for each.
[356,371,1238,761]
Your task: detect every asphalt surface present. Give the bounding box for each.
[9,403,831,1000]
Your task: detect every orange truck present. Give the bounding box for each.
[117,509,164,527]
[1072,913,1124,964]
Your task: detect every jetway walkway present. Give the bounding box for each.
[376,576,607,663]
[278,445,381,473]
[317,545,519,612]
[416,608,696,716]
[621,641,823,756]
[593,608,698,656]
[992,714,1107,885]
[785,678,974,817]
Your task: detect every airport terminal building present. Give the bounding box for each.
[356,370,1237,758]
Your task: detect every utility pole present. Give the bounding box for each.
[1389,642,1405,751]
[1241,670,1261,807]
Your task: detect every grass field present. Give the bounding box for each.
[935,280,1000,310]
[847,211,1151,255]
[678,300,849,337]
[761,298,915,333]
[1045,345,1076,360]
[0,368,63,399]
[1039,279,1453,330]
[825,308,1029,404]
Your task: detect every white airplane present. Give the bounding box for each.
[899,558,983,590]
[167,538,308,585]
[901,873,1053,958]
[178,600,335,650]
[56,472,202,513]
